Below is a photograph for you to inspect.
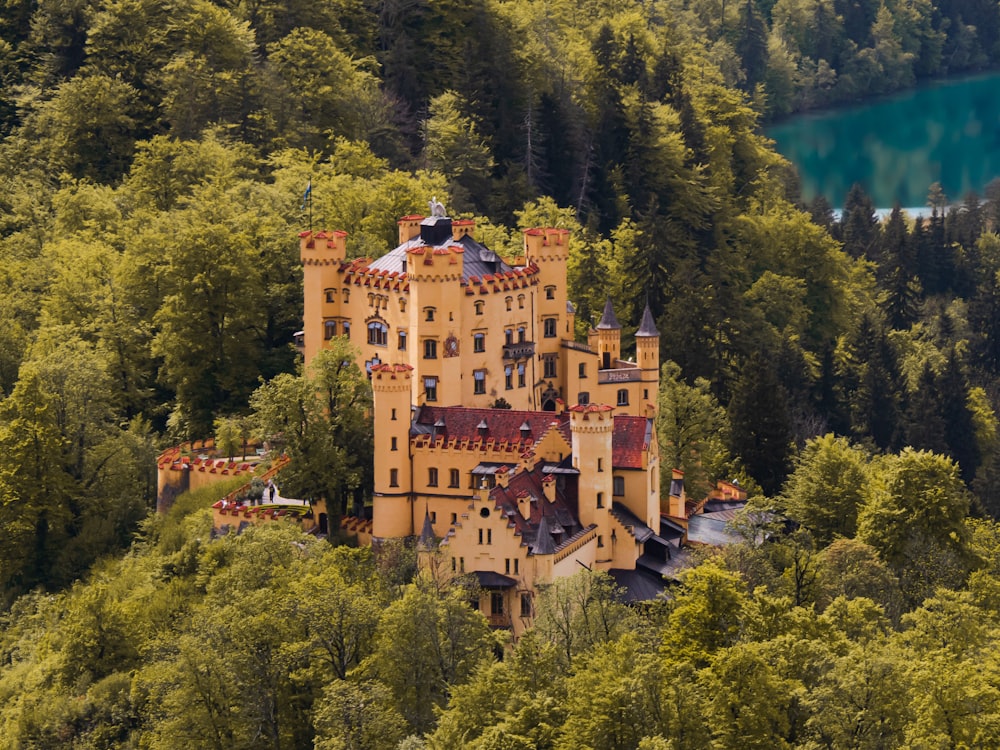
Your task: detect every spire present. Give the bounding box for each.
[596,297,621,330]
[417,508,436,550]
[636,301,659,337]
[532,513,556,555]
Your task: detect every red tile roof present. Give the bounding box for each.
[612,416,650,469]
[413,406,569,446]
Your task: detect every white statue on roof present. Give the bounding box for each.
[429,196,447,217]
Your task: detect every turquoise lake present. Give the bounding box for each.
[766,71,1000,209]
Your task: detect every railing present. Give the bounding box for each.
[561,340,595,353]
[502,341,536,360]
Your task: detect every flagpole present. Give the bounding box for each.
[308,176,313,234]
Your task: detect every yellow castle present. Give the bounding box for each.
[300,207,685,635]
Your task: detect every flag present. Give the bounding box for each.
[301,179,312,210]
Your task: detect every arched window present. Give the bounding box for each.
[367,321,388,346]
[545,285,556,300]
[325,288,336,303]
[517,326,526,343]
[474,300,484,315]
[505,296,513,311]
[518,294,525,309]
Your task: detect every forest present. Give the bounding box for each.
[3,0,1000,746]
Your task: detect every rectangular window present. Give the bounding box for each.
[597,491,604,508]
[391,408,397,421]
[521,593,532,617]
[487,529,492,544]
[518,363,526,388]
[478,529,484,544]
[368,322,388,346]
[398,331,407,350]
[543,357,557,379]
[391,437,397,451]
[545,286,555,300]
[579,363,587,378]
[389,469,398,487]
[460,557,465,572]
[342,321,350,339]
[518,326,526,343]
[474,369,486,394]
[578,392,590,405]
[324,320,337,340]
[598,535,604,547]
[543,318,557,338]
[451,512,457,524]
[325,289,336,303]
[424,377,438,402]
[449,469,460,488]
[617,389,629,406]
[491,592,504,616]
[425,307,435,321]
[505,329,513,345]
[424,339,437,359]
[473,333,485,352]
[598,458,603,472]
[613,476,625,496]
[505,365,513,390]
[514,559,519,575]
[451,557,456,572]
[428,468,438,487]
[505,559,510,574]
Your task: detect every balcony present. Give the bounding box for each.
[502,341,536,360]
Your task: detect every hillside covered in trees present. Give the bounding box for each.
[3,0,1000,745]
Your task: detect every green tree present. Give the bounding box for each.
[858,448,976,606]
[781,433,869,543]
[365,573,496,734]
[424,90,495,214]
[657,360,732,500]
[251,338,373,509]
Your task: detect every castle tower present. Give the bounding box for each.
[569,403,615,567]
[595,298,622,370]
[405,214,465,407]
[300,230,348,365]
[635,301,660,407]
[371,364,415,539]
[524,228,571,359]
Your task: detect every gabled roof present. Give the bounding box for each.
[486,467,584,556]
[596,297,621,330]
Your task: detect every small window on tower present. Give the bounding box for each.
[324,320,337,340]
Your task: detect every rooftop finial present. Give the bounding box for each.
[596,297,621,330]
[429,196,447,218]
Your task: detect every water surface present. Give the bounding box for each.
[767,71,1000,208]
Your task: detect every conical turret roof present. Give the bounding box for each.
[596,297,621,330]
[636,301,659,337]
[417,508,436,550]
[532,513,556,555]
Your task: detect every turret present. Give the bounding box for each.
[595,298,621,370]
[300,230,348,366]
[371,364,415,539]
[569,403,615,566]
[635,301,660,406]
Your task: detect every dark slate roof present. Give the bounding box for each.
[607,568,668,602]
[473,570,518,588]
[418,510,436,549]
[366,233,515,283]
[636,302,659,337]
[532,514,557,555]
[596,297,621,329]
[611,501,655,543]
